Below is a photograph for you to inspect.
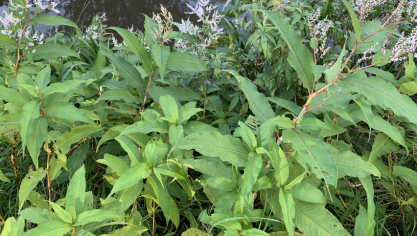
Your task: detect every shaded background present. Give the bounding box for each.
[0,0,227,31]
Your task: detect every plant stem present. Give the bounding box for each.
[0,213,5,223]
[152,200,156,236]
[46,145,52,209]
[11,133,20,190]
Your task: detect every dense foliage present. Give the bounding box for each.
[0,0,417,235]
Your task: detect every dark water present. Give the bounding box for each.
[0,0,226,31]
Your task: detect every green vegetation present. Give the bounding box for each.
[1,0,417,235]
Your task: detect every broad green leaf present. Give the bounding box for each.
[176,132,250,167]
[144,15,158,47]
[0,33,17,46]
[0,169,10,182]
[178,102,203,124]
[238,121,257,149]
[169,124,184,146]
[183,121,218,134]
[145,141,168,167]
[109,225,148,236]
[268,140,289,187]
[40,79,86,96]
[151,44,170,79]
[354,205,368,236]
[34,66,51,90]
[148,174,172,221]
[43,102,94,124]
[121,120,169,135]
[118,181,144,211]
[181,228,208,236]
[393,166,417,186]
[328,147,380,178]
[279,189,295,236]
[19,169,46,211]
[31,14,79,29]
[179,157,234,179]
[50,202,72,223]
[294,200,350,236]
[154,162,188,181]
[359,176,376,236]
[400,82,417,96]
[97,89,141,103]
[264,11,314,90]
[240,152,262,207]
[159,94,179,121]
[32,44,79,60]
[268,97,303,114]
[170,198,180,228]
[73,209,120,226]
[109,162,151,196]
[97,154,129,176]
[340,0,362,43]
[0,85,31,107]
[206,177,237,190]
[291,182,324,204]
[242,228,269,235]
[24,220,72,236]
[65,165,86,220]
[20,100,41,162]
[27,117,47,169]
[325,46,346,83]
[55,124,102,155]
[20,208,60,224]
[116,135,143,165]
[283,129,338,187]
[110,27,154,74]
[166,52,207,72]
[258,116,294,141]
[101,49,146,91]
[228,70,275,123]
[339,74,417,124]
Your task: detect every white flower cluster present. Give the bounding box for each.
[351,0,387,21]
[308,8,331,61]
[175,0,224,53]
[151,5,173,44]
[390,28,417,62]
[84,13,107,40]
[32,0,60,13]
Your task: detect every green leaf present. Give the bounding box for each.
[283,129,338,187]
[0,85,31,107]
[97,89,141,103]
[179,157,234,179]
[19,168,46,211]
[393,166,417,186]
[0,169,10,182]
[24,220,72,236]
[334,150,379,178]
[151,44,170,79]
[145,141,168,167]
[178,103,203,124]
[101,49,146,91]
[50,202,72,223]
[181,228,208,236]
[20,208,60,224]
[242,228,270,235]
[109,162,151,196]
[238,121,257,149]
[73,209,120,226]
[32,44,79,60]
[339,74,417,124]
[34,66,51,90]
[159,94,179,121]
[166,52,207,72]
[148,174,172,222]
[43,102,94,124]
[279,189,295,236]
[358,176,376,236]
[183,121,218,134]
[27,117,47,169]
[20,100,41,164]
[268,141,289,187]
[109,27,154,74]
[291,182,324,204]
[121,121,169,135]
[65,165,86,220]
[97,154,129,176]
[264,11,314,90]
[176,132,250,167]
[325,46,346,83]
[0,33,17,47]
[228,70,275,123]
[116,135,143,165]
[31,14,79,29]
[41,79,86,96]
[340,0,363,43]
[206,177,237,190]
[118,181,144,211]
[354,205,368,236]
[239,152,262,207]
[294,200,351,236]
[400,82,417,96]
[55,124,102,155]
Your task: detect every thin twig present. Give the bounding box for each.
[152,200,156,236]
[11,133,20,190]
